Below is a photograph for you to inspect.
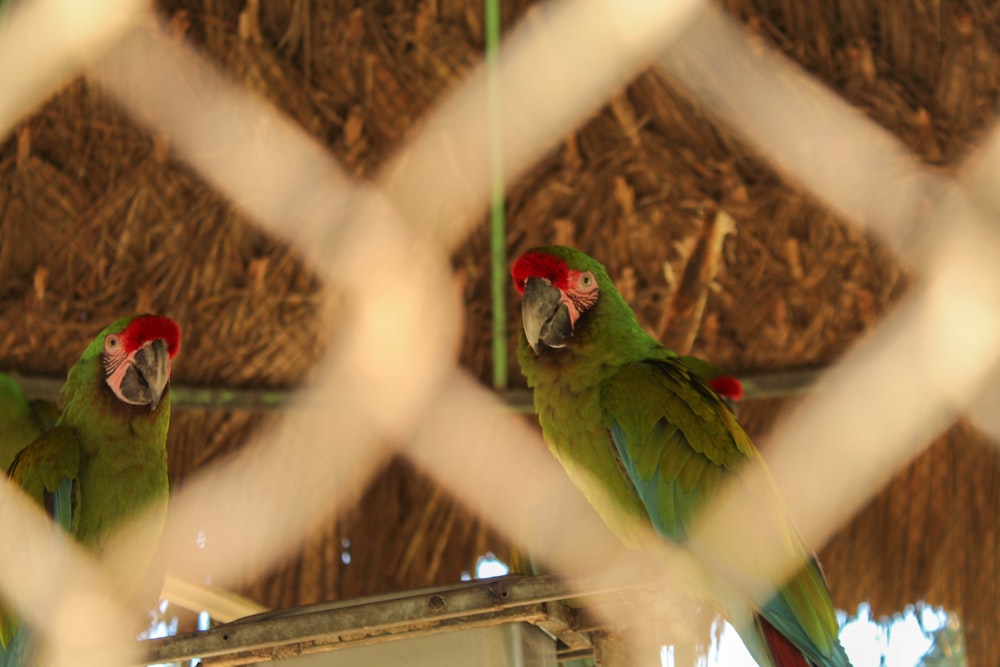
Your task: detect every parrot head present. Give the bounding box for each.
[99,314,181,410]
[512,246,608,354]
[513,246,744,399]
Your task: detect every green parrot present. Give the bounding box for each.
[0,375,58,473]
[512,246,850,667]
[0,314,180,664]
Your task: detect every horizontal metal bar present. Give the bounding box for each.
[143,575,601,665]
[200,606,550,667]
[6,368,823,413]
[6,373,292,411]
[534,599,591,651]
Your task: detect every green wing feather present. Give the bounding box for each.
[28,400,60,433]
[0,376,46,474]
[0,373,62,475]
[602,357,847,666]
[8,426,81,516]
[603,359,748,542]
[0,427,82,650]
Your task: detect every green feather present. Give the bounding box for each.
[0,375,46,474]
[28,400,60,432]
[634,421,670,479]
[655,425,691,484]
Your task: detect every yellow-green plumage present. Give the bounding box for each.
[0,315,178,657]
[514,246,849,667]
[0,376,55,473]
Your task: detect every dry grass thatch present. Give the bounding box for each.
[0,0,997,664]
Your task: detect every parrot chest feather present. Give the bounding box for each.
[54,370,171,550]
[529,362,652,548]
[74,420,169,548]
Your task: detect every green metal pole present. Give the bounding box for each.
[486,0,508,391]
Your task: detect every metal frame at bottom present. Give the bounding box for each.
[144,575,604,666]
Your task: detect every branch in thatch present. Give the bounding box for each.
[656,207,736,354]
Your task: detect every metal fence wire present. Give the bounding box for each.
[0,1,997,665]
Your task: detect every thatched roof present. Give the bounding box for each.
[1,0,997,664]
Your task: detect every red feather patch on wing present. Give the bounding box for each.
[511,251,570,294]
[122,315,181,359]
[760,616,811,667]
[708,375,744,401]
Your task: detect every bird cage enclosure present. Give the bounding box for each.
[0,0,997,665]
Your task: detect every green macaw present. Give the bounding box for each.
[0,375,58,473]
[0,314,180,664]
[512,246,850,667]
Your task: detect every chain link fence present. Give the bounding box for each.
[0,0,996,664]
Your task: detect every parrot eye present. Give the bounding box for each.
[105,335,121,353]
[578,272,597,292]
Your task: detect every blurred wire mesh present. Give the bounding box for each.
[0,0,996,665]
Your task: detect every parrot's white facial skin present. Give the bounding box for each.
[102,333,172,409]
[559,269,599,325]
[513,250,600,353]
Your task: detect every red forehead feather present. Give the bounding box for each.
[511,251,570,294]
[122,315,181,359]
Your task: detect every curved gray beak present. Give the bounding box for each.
[121,338,171,410]
[521,277,573,354]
